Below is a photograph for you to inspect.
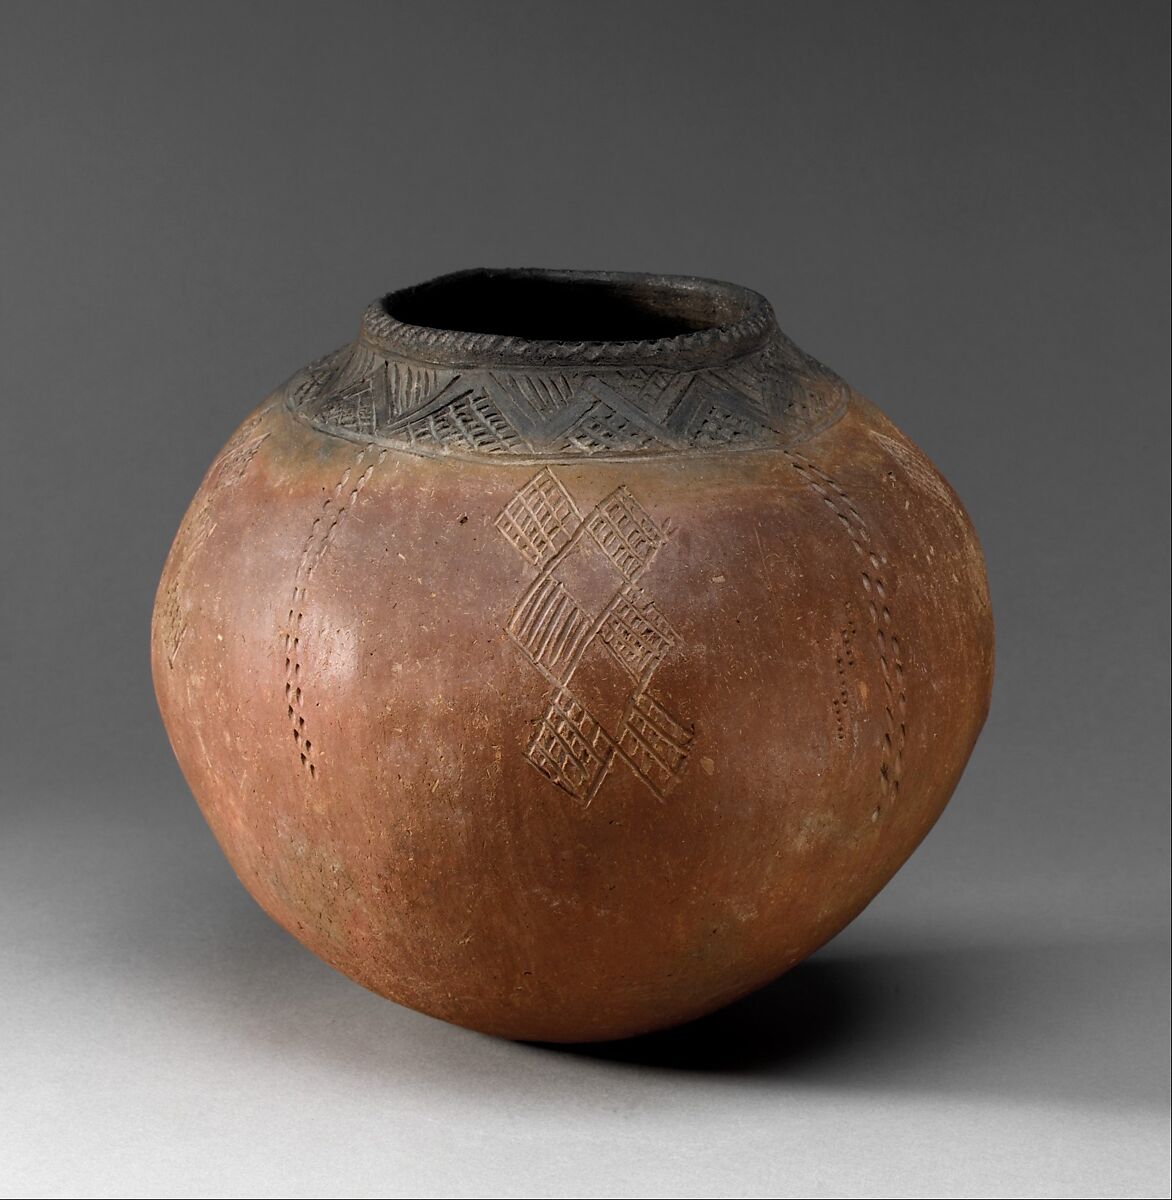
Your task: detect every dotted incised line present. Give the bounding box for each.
[786,451,906,816]
[284,444,386,779]
[831,607,857,745]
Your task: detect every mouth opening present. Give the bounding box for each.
[384,269,758,341]
[363,268,774,367]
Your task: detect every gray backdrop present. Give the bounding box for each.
[2,3,1168,1198]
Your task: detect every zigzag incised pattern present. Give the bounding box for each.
[285,329,847,461]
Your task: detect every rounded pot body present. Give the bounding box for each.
[152,270,993,1041]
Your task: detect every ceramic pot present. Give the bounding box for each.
[152,269,993,1042]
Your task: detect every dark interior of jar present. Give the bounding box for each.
[382,271,751,342]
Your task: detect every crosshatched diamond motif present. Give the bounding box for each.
[496,469,579,569]
[599,584,677,685]
[496,469,693,804]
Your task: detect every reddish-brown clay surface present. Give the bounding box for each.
[152,271,993,1042]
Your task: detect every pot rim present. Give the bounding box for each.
[360,267,776,369]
